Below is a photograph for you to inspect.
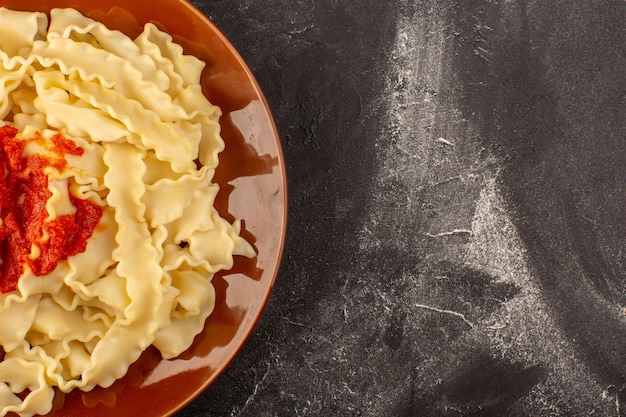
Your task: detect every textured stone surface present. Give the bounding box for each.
[177,1,625,416]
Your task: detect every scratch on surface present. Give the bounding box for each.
[340,276,351,323]
[436,137,455,147]
[582,214,598,225]
[232,362,272,416]
[286,24,314,36]
[284,317,307,327]
[425,228,473,238]
[428,175,462,188]
[473,47,490,62]
[602,385,623,417]
[413,303,475,328]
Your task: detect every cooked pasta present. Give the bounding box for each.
[0,7,255,417]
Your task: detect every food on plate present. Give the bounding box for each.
[0,7,255,416]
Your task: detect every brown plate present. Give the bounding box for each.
[0,0,286,416]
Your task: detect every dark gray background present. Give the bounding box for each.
[177,1,625,416]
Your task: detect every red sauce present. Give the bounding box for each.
[0,125,103,293]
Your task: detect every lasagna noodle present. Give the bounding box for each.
[0,7,256,417]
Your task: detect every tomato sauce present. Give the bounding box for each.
[0,125,102,293]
